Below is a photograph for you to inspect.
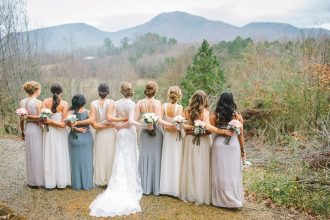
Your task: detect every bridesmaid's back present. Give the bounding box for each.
[20,98,39,115]
[115,99,134,118]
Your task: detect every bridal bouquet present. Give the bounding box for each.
[224,119,242,145]
[40,108,52,132]
[15,108,28,119]
[65,114,78,139]
[172,115,187,141]
[192,120,206,146]
[141,113,159,136]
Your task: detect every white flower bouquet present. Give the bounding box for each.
[141,113,159,136]
[65,114,78,139]
[192,120,206,146]
[224,119,242,145]
[40,108,52,132]
[172,115,187,141]
[15,108,28,119]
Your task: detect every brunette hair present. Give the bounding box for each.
[70,94,86,112]
[215,91,237,127]
[98,83,110,99]
[50,83,63,113]
[186,90,208,123]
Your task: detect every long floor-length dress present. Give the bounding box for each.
[211,134,244,207]
[138,99,163,196]
[92,99,116,186]
[159,103,183,197]
[43,112,71,189]
[180,119,212,205]
[20,97,44,187]
[90,98,143,217]
[68,110,94,190]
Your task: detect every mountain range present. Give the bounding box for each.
[24,11,329,51]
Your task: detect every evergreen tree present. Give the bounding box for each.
[180,39,225,106]
[103,38,115,55]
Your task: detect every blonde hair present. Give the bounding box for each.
[23,81,41,95]
[144,81,158,98]
[121,82,134,98]
[167,86,182,104]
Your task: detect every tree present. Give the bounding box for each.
[103,38,114,54]
[120,37,129,49]
[168,38,177,46]
[180,39,225,106]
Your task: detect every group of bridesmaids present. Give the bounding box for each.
[19,80,245,209]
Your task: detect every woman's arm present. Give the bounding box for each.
[235,113,245,159]
[26,100,42,121]
[204,110,233,136]
[75,109,94,126]
[155,101,174,128]
[107,100,128,122]
[45,103,68,128]
[182,110,193,131]
[92,122,115,129]
[129,102,143,127]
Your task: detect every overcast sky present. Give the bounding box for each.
[26,0,330,31]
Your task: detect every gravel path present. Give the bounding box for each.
[0,137,299,220]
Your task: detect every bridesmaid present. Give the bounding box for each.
[180,90,233,205]
[67,94,94,190]
[42,83,71,189]
[90,83,116,186]
[133,81,174,196]
[210,92,245,208]
[19,81,44,187]
[159,86,183,197]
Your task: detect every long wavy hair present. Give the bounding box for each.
[50,83,63,113]
[186,90,208,123]
[215,91,237,127]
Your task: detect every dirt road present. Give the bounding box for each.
[0,137,302,219]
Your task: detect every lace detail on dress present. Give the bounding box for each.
[89,98,142,217]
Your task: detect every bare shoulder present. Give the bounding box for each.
[43,97,52,103]
[154,99,161,106]
[234,111,243,123]
[61,100,69,106]
[202,108,210,116]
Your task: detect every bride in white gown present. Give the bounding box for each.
[89,82,143,217]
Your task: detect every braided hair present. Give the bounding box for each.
[50,83,63,113]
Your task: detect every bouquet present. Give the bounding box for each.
[141,113,159,136]
[15,108,28,119]
[224,119,242,145]
[40,108,52,132]
[172,115,187,141]
[192,120,206,146]
[65,114,78,139]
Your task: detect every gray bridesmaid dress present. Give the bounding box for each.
[20,97,44,187]
[138,100,163,195]
[211,133,244,207]
[68,110,94,190]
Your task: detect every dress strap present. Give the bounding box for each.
[143,99,154,113]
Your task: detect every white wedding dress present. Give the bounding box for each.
[89,98,143,217]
